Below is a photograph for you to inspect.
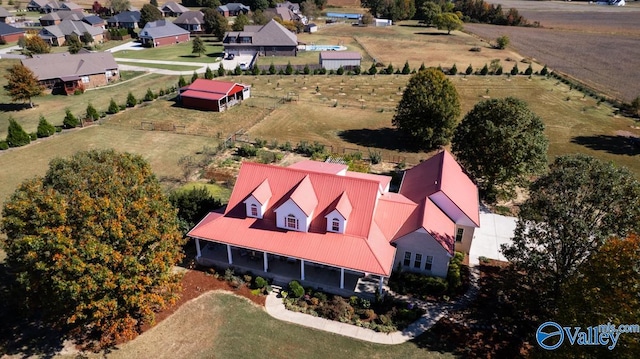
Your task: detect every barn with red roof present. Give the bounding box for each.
[179,79,250,112]
[188,150,479,295]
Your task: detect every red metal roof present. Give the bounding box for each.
[249,179,272,205]
[399,150,480,227]
[289,175,318,216]
[333,192,352,219]
[422,198,456,256]
[344,171,391,192]
[180,89,224,101]
[288,160,347,175]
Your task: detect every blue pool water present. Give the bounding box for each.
[306,45,346,51]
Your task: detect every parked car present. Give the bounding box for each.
[226,53,235,60]
[239,62,248,70]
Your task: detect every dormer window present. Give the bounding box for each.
[331,218,340,232]
[250,204,258,217]
[286,214,299,230]
[243,179,272,219]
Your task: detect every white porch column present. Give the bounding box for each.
[195,239,202,258]
[378,276,384,295]
[340,268,344,289]
[263,252,268,272]
[226,244,233,264]
[300,259,305,281]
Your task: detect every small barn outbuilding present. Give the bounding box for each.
[319,51,362,70]
[179,79,251,112]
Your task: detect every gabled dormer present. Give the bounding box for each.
[243,179,272,219]
[274,175,317,232]
[325,192,352,234]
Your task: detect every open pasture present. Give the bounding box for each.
[112,41,224,63]
[464,0,640,102]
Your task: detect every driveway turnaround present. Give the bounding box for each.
[469,211,517,263]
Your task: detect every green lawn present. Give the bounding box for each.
[112,41,224,63]
[116,60,203,72]
[68,292,453,359]
[179,182,232,204]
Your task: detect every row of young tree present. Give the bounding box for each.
[395,68,640,356]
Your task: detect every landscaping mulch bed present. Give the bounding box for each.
[141,268,266,333]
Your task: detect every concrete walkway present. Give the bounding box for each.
[264,265,480,344]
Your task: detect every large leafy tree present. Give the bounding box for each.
[203,8,228,40]
[24,35,51,55]
[452,97,548,202]
[232,12,249,31]
[556,235,640,357]
[191,35,206,57]
[108,0,130,14]
[0,150,185,346]
[168,186,222,234]
[435,12,463,34]
[140,3,163,27]
[4,63,44,108]
[502,154,640,302]
[392,67,460,150]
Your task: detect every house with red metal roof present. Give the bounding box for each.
[179,79,251,112]
[188,150,479,295]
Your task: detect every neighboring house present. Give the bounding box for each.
[0,7,13,23]
[173,11,204,33]
[138,19,190,47]
[223,19,298,57]
[0,22,25,43]
[216,3,250,17]
[265,7,302,23]
[188,150,480,294]
[39,10,84,26]
[42,1,82,13]
[179,79,251,112]
[107,11,141,29]
[319,51,361,70]
[82,15,105,29]
[27,0,49,12]
[21,52,119,94]
[277,1,301,13]
[39,19,104,46]
[160,1,188,17]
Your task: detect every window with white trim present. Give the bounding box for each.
[285,214,298,230]
[455,228,464,242]
[331,218,340,232]
[403,251,411,266]
[250,203,258,217]
[414,253,422,268]
[81,76,90,83]
[424,255,433,271]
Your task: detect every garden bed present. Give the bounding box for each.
[281,281,424,333]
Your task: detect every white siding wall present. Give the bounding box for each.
[393,229,451,278]
[324,209,347,233]
[274,198,312,232]
[243,195,267,219]
[320,59,361,70]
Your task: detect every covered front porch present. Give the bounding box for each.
[195,239,385,298]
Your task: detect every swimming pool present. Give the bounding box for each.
[305,45,347,51]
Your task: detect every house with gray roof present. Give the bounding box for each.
[39,19,105,46]
[39,10,85,26]
[173,11,204,33]
[27,0,49,12]
[139,19,190,47]
[0,7,13,23]
[160,1,188,17]
[107,11,141,29]
[41,1,82,13]
[217,3,250,17]
[223,19,298,57]
[21,52,119,94]
[82,15,105,28]
[0,22,24,43]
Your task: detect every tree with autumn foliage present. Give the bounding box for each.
[552,235,640,357]
[4,63,44,108]
[0,149,185,347]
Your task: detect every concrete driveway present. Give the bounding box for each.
[469,211,517,264]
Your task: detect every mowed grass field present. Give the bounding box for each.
[113,41,225,63]
[61,292,453,359]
